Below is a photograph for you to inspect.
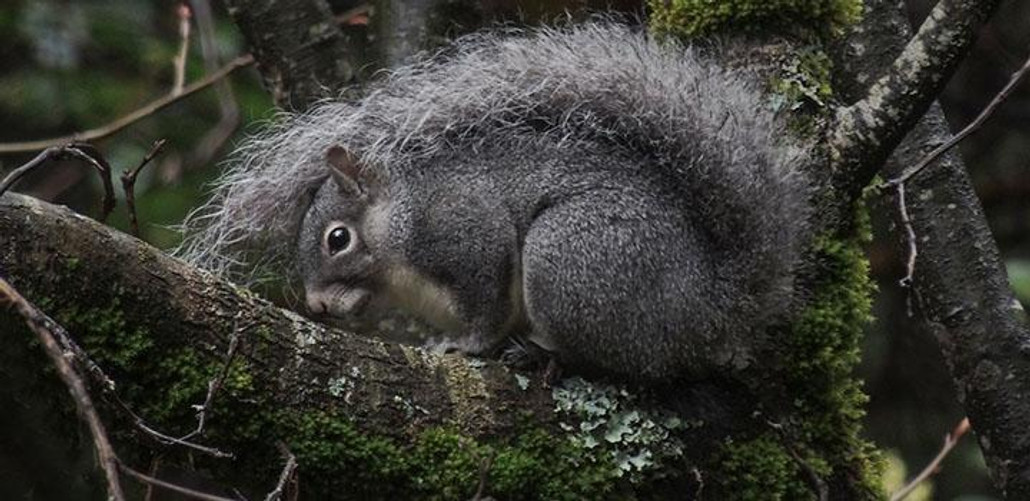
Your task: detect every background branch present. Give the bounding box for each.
[0,55,253,155]
[830,1,1030,495]
[830,0,1002,199]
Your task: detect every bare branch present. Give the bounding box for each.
[120,462,237,501]
[890,418,971,501]
[121,139,168,237]
[177,0,242,176]
[180,322,243,443]
[0,143,117,222]
[0,275,126,500]
[881,48,1030,317]
[884,49,1030,188]
[173,3,193,96]
[0,55,254,155]
[264,442,298,501]
[829,0,1002,197]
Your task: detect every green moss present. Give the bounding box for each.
[35,294,639,498]
[713,200,884,499]
[50,297,230,425]
[719,434,817,500]
[770,47,836,135]
[649,0,863,41]
[781,202,884,496]
[275,410,619,500]
[63,298,154,371]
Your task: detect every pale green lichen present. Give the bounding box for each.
[552,377,688,482]
[514,373,530,391]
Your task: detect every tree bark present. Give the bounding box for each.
[223,0,486,108]
[0,193,557,439]
[222,0,369,108]
[831,0,1030,496]
[829,0,1001,199]
[885,108,1030,497]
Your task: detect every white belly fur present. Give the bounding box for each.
[384,265,464,333]
[384,261,557,352]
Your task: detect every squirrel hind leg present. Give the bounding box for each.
[521,199,721,382]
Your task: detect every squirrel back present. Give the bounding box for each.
[178,22,810,380]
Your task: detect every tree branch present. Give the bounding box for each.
[885,100,1030,499]
[831,1,1030,495]
[222,0,367,108]
[0,192,558,442]
[0,55,253,155]
[829,0,1002,198]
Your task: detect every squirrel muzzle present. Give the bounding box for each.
[305,285,372,318]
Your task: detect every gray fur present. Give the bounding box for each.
[177,22,810,381]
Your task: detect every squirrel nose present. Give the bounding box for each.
[306,293,328,315]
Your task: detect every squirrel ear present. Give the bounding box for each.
[327,146,365,197]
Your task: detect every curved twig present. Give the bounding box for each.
[0,55,254,155]
[0,275,126,500]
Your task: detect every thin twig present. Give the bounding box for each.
[264,442,299,501]
[177,0,241,177]
[65,144,118,222]
[787,448,828,501]
[144,455,163,501]
[894,182,921,317]
[0,147,60,195]
[180,324,243,442]
[0,144,117,222]
[0,54,254,154]
[458,436,494,501]
[173,3,193,95]
[0,275,126,500]
[120,461,238,501]
[896,183,917,290]
[0,259,234,458]
[121,139,168,237]
[890,418,971,501]
[131,417,235,458]
[880,50,1030,314]
[471,454,494,501]
[38,302,234,459]
[883,50,1030,189]
[764,419,827,501]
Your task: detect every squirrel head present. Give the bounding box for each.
[299,146,390,319]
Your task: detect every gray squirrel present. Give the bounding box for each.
[178,22,810,381]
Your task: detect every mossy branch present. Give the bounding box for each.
[0,193,722,498]
[0,193,558,440]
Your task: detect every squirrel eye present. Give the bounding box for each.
[325,226,353,255]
